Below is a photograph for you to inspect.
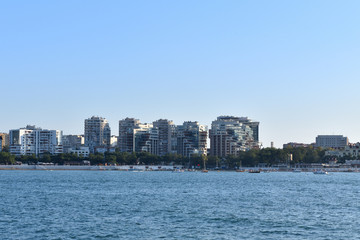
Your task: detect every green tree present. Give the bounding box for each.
[0,152,16,165]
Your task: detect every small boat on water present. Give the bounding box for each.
[313,170,328,174]
[292,169,302,173]
[172,168,184,173]
[248,169,261,173]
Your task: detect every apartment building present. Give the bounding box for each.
[9,125,63,156]
[84,116,111,153]
[209,116,256,157]
[177,121,208,157]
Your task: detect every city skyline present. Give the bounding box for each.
[2,1,360,147]
[3,115,357,148]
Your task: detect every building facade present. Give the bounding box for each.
[209,116,257,157]
[118,118,142,153]
[110,135,118,147]
[177,121,208,157]
[67,146,90,158]
[9,125,63,156]
[283,142,314,149]
[315,135,348,149]
[84,116,111,153]
[0,133,9,150]
[238,117,260,143]
[153,119,175,156]
[325,142,360,158]
[62,135,84,153]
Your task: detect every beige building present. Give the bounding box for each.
[0,133,9,150]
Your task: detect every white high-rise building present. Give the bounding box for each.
[9,125,63,156]
[84,116,111,153]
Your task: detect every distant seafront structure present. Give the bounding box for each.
[84,116,111,153]
[283,142,314,149]
[315,135,349,149]
[9,125,63,157]
[62,135,84,153]
[0,132,9,151]
[209,116,259,157]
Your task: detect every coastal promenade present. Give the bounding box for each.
[0,164,359,172]
[0,164,177,171]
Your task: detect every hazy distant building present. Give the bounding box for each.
[110,135,118,147]
[177,121,208,157]
[62,135,84,153]
[84,116,111,153]
[153,119,175,156]
[283,142,314,149]
[9,125,63,156]
[209,116,256,157]
[0,133,9,149]
[94,146,116,154]
[315,135,348,149]
[325,142,360,158]
[67,146,90,158]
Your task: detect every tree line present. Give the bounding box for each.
[0,146,345,167]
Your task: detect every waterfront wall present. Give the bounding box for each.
[0,164,180,171]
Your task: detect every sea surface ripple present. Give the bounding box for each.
[1,171,359,239]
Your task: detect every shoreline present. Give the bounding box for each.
[0,164,359,172]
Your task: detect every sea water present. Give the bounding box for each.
[1,171,359,239]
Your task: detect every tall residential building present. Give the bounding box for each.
[209,116,256,157]
[177,121,208,157]
[9,125,63,156]
[315,135,348,149]
[118,118,141,152]
[153,119,175,156]
[84,116,111,153]
[135,127,159,155]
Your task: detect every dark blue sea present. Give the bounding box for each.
[1,170,359,239]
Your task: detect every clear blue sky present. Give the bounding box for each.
[1,0,360,147]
